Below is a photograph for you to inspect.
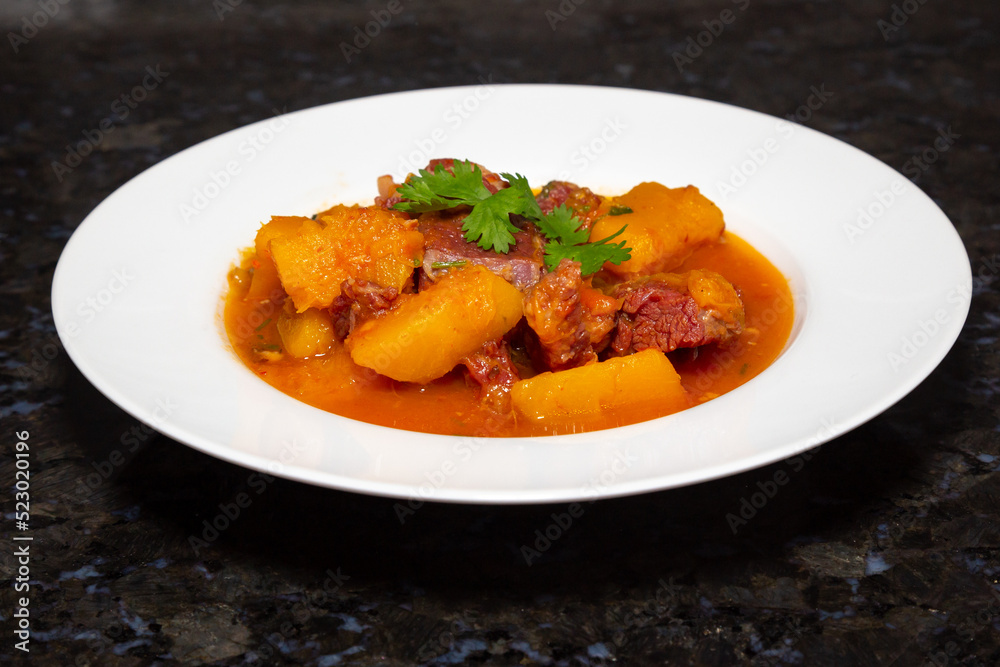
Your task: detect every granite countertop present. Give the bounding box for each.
[2,0,999,664]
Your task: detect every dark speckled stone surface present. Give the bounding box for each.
[2,0,999,665]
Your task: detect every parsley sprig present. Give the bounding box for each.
[392,160,631,274]
[543,218,630,276]
[392,160,491,214]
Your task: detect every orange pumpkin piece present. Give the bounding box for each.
[511,349,689,422]
[591,182,724,277]
[276,306,335,358]
[269,206,424,312]
[345,265,524,384]
[245,216,305,301]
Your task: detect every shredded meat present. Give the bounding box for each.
[330,279,399,338]
[461,338,520,412]
[610,270,744,354]
[535,180,604,229]
[579,279,620,354]
[418,211,547,291]
[523,259,620,371]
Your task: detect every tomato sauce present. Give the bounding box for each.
[223,232,794,437]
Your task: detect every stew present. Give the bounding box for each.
[223,159,794,437]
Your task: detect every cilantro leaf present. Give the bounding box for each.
[534,204,629,275]
[390,159,632,271]
[392,161,530,253]
[544,225,631,275]
[393,161,491,213]
[430,160,492,200]
[461,190,523,253]
[498,173,544,220]
[535,204,589,246]
[459,172,549,252]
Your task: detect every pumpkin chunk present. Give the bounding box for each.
[345,265,524,384]
[245,215,305,301]
[276,306,335,358]
[591,182,724,277]
[511,349,689,422]
[269,206,424,312]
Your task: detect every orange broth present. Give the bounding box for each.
[223,231,794,437]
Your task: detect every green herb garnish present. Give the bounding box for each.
[393,160,631,275]
[394,162,539,253]
[255,318,271,332]
[543,223,630,275]
[535,204,589,246]
[430,260,468,270]
[534,204,630,273]
[609,205,633,216]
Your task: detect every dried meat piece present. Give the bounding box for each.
[523,259,620,371]
[610,270,744,354]
[461,338,521,412]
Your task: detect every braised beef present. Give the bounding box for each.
[461,338,520,412]
[523,259,619,371]
[330,279,399,338]
[418,212,547,291]
[610,272,744,354]
[535,180,604,228]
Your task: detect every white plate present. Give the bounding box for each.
[52,85,971,504]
